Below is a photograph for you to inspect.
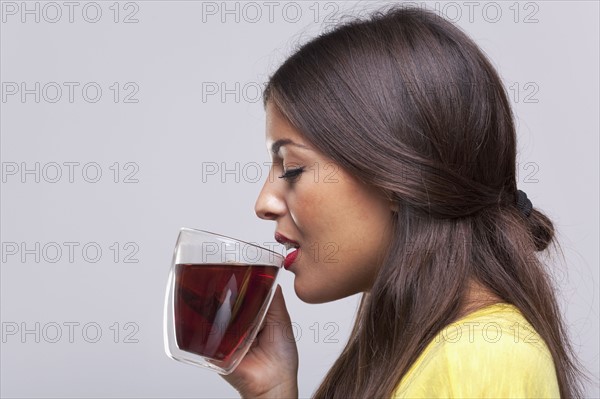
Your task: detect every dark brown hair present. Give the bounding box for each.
[263,5,586,398]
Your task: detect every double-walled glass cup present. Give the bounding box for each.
[164,228,284,374]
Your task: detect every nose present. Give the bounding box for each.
[254,172,286,220]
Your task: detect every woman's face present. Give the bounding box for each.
[254,102,395,303]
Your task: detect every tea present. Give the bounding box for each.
[174,263,279,361]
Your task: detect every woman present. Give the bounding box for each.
[222,5,585,398]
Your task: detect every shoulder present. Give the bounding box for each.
[393,303,561,399]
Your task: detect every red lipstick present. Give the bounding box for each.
[274,232,300,269]
[274,232,299,247]
[284,248,300,269]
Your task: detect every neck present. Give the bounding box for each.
[456,279,504,319]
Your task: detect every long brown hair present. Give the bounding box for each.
[263,5,586,398]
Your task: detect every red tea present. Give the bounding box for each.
[174,263,279,361]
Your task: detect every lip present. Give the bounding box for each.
[284,248,300,269]
[274,232,300,248]
[275,232,300,270]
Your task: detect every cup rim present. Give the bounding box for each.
[178,227,285,262]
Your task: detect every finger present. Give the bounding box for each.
[250,286,289,348]
[265,285,292,325]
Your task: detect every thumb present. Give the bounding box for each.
[256,285,292,341]
[265,285,291,326]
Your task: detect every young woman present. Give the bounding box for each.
[222,5,585,398]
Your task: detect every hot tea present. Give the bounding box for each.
[174,263,279,362]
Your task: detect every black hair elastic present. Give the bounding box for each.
[516,189,533,217]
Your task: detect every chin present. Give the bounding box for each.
[293,278,352,304]
[293,279,328,304]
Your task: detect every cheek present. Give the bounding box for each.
[289,170,392,278]
[287,183,331,235]
[293,175,389,251]
[319,188,392,286]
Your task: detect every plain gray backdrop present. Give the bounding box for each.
[1,0,598,397]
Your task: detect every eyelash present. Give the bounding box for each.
[278,167,305,182]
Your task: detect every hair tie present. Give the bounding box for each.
[516,189,533,217]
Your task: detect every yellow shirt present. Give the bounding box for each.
[393,303,561,398]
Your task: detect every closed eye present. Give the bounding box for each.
[278,167,305,182]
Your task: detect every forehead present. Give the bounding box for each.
[265,102,313,155]
[265,103,301,138]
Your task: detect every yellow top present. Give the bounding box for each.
[393,303,561,398]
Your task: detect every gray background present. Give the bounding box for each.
[1,1,598,397]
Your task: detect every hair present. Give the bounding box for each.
[262,5,587,399]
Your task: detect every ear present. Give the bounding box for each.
[390,202,400,214]
[382,189,400,213]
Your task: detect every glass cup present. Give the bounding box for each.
[164,228,284,374]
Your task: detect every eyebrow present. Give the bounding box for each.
[270,139,311,156]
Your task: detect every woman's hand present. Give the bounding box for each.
[221,285,299,399]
